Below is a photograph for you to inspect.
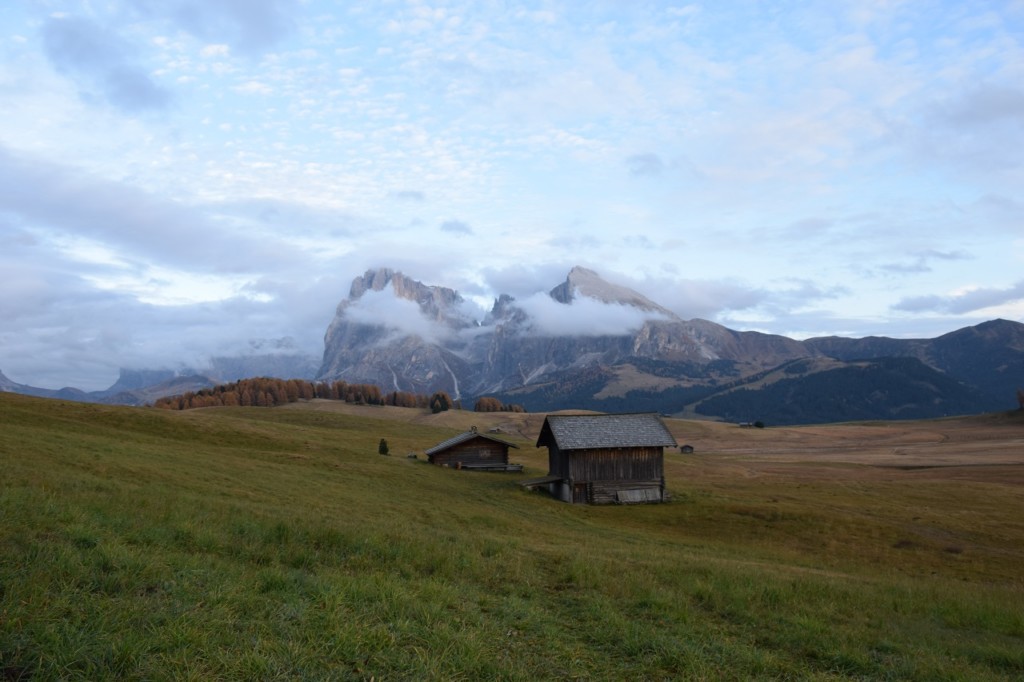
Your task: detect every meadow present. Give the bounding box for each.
[2,393,1023,680]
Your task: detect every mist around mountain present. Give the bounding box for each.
[4,266,1022,424]
[315,267,1024,425]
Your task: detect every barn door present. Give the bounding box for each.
[573,483,588,504]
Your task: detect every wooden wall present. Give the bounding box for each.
[429,437,509,467]
[589,480,664,505]
[565,447,664,482]
[544,446,666,504]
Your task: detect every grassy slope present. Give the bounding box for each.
[1,394,1022,680]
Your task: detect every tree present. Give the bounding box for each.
[474,396,503,412]
[430,391,453,414]
[378,438,389,455]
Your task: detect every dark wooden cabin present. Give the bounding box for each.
[527,413,677,504]
[425,426,521,471]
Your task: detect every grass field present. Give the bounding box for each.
[2,393,1023,680]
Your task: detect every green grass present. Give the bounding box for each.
[2,394,1022,680]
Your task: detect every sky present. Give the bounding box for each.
[1,1,1023,391]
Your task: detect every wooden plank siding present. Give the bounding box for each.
[566,446,664,482]
[590,480,664,505]
[534,414,675,505]
[545,446,665,504]
[428,437,509,468]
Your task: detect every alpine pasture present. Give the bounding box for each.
[2,393,1022,680]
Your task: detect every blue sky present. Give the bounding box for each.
[1,1,1022,390]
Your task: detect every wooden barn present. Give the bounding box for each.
[424,426,522,471]
[526,413,677,504]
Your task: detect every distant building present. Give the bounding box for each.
[523,413,677,504]
[424,426,521,471]
[680,444,694,454]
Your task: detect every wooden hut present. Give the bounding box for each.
[525,413,677,504]
[425,426,521,471]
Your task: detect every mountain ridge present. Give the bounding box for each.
[4,266,1021,423]
[313,267,1023,423]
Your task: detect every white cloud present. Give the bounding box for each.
[200,43,230,58]
[893,280,1024,315]
[0,0,1020,390]
[515,294,665,337]
[343,288,456,346]
[233,80,272,94]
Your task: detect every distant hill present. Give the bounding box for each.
[0,352,318,406]
[691,356,989,425]
[805,319,1024,414]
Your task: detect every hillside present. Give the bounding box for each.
[2,394,1023,679]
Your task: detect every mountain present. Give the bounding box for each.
[690,356,990,424]
[6,266,1021,423]
[0,352,319,407]
[317,266,814,398]
[805,319,1024,413]
[0,369,93,402]
[318,267,477,395]
[317,267,1024,424]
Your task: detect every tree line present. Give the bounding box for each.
[152,377,523,413]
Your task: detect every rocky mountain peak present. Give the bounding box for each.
[550,266,678,319]
[343,268,465,324]
[348,267,396,298]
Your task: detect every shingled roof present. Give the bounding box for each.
[535,413,678,450]
[425,428,519,456]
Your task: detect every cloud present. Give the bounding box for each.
[41,16,171,111]
[912,82,1024,173]
[0,146,306,273]
[479,264,579,301]
[477,265,778,324]
[141,0,298,54]
[893,280,1024,315]
[233,80,273,95]
[343,288,456,345]
[390,190,426,202]
[440,219,473,235]
[210,197,355,238]
[514,293,666,337]
[879,249,972,275]
[784,217,834,238]
[0,240,343,390]
[940,84,1024,128]
[626,153,665,177]
[200,43,231,58]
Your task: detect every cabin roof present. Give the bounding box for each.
[535,413,678,450]
[425,428,520,456]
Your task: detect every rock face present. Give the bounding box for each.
[316,265,1024,422]
[6,265,1021,422]
[316,266,815,398]
[318,268,477,395]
